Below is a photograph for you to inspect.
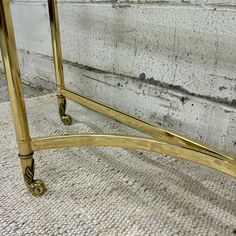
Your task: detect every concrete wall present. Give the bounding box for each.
[1,0,236,154]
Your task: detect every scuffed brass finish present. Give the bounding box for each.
[31,134,236,178]
[58,95,72,125]
[20,153,46,196]
[0,0,235,196]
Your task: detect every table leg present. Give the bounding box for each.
[48,0,72,125]
[0,0,45,196]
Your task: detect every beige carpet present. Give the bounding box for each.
[0,94,236,236]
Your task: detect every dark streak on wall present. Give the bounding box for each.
[137,73,236,107]
[63,56,236,108]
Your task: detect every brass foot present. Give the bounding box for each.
[20,153,46,196]
[58,96,72,125]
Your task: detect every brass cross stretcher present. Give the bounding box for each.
[0,0,235,196]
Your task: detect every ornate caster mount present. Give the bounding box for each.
[58,96,72,125]
[20,153,46,196]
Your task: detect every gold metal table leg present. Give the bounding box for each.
[0,0,45,196]
[48,0,72,125]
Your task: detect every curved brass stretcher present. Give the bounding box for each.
[0,0,235,196]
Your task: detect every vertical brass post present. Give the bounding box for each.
[48,0,72,125]
[0,0,45,196]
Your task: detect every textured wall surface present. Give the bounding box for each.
[0,0,235,154]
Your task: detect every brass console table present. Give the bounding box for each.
[0,0,235,196]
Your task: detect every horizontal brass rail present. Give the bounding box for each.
[31,134,236,178]
[61,88,236,162]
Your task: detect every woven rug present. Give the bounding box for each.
[0,94,236,236]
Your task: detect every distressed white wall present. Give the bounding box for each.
[1,0,236,154]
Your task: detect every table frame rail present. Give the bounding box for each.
[0,0,235,196]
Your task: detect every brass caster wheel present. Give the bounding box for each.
[61,114,72,126]
[58,96,72,126]
[20,153,46,197]
[28,179,46,197]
